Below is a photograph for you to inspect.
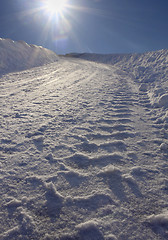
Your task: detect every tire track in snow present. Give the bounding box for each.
[1,58,167,239]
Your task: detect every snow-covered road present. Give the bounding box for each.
[0,57,168,239]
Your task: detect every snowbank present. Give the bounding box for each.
[67,50,168,85]
[67,49,168,108]
[0,38,58,74]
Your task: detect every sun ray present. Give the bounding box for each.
[42,0,68,16]
[15,0,114,53]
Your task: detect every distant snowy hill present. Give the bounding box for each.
[0,38,58,74]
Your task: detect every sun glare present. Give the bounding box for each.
[44,0,68,15]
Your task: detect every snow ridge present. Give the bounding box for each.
[68,49,168,110]
[0,38,58,75]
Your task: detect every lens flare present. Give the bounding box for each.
[43,0,68,16]
[17,0,104,53]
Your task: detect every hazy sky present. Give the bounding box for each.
[0,0,168,54]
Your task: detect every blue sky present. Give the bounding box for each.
[0,0,168,54]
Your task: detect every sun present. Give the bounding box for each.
[43,0,68,15]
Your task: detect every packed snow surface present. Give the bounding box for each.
[1,41,168,239]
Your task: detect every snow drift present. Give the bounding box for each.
[67,50,168,85]
[67,49,168,108]
[0,38,58,75]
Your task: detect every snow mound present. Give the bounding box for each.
[158,94,168,108]
[98,164,121,176]
[0,38,58,74]
[160,142,168,151]
[147,210,168,225]
[105,234,117,240]
[76,220,104,240]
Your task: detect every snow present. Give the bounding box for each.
[1,38,168,239]
[0,38,58,75]
[158,94,168,108]
[147,210,168,225]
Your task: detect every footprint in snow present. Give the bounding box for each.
[98,165,127,202]
[33,136,44,151]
